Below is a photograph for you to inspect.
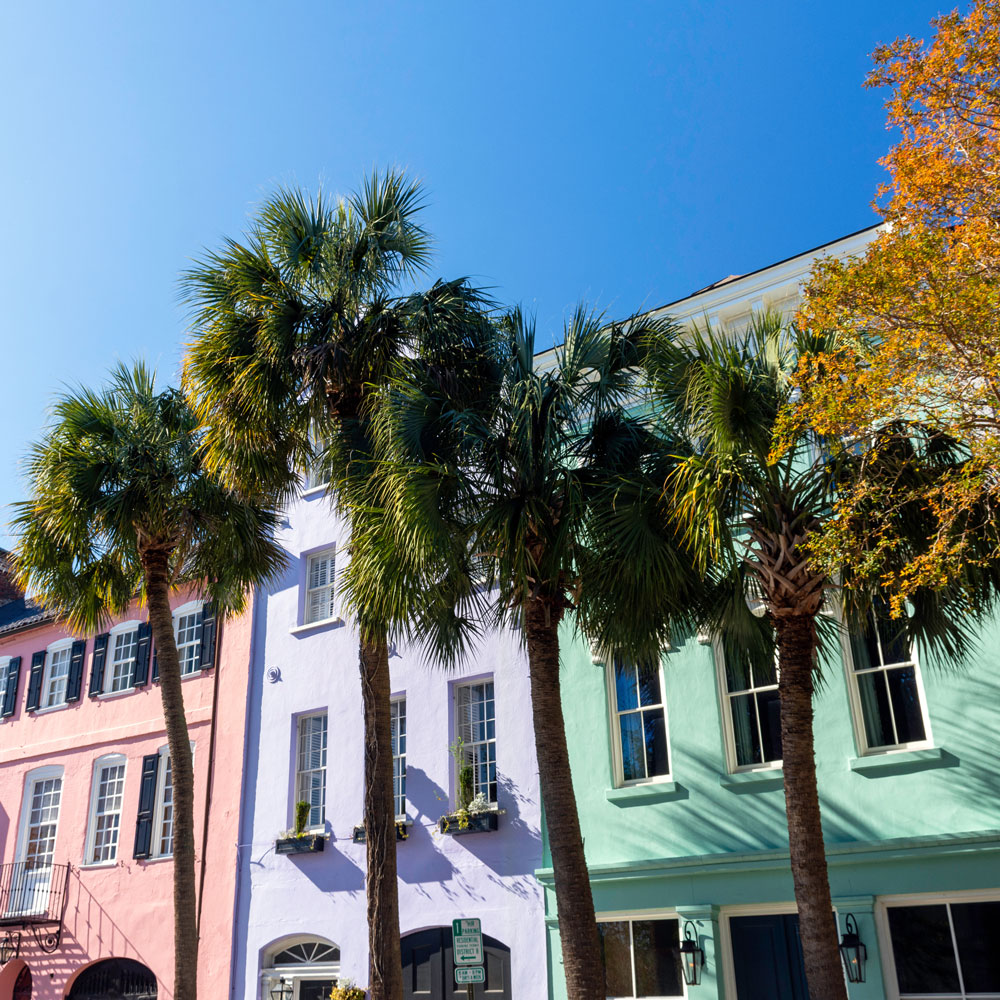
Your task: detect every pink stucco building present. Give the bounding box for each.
[0,562,251,1000]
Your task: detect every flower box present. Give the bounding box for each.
[352,822,410,843]
[438,811,500,836]
[275,834,325,855]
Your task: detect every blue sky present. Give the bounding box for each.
[0,0,946,541]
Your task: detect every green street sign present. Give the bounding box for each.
[452,917,484,965]
[455,967,486,984]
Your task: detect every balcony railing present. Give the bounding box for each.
[0,862,70,953]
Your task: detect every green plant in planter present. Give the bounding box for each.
[330,980,366,1000]
[448,738,475,810]
[294,800,312,838]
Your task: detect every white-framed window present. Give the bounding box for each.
[263,935,341,1000]
[42,640,74,709]
[84,754,126,865]
[17,765,64,867]
[304,549,336,625]
[845,608,930,753]
[296,713,328,830]
[173,601,202,676]
[391,698,406,820]
[0,656,10,714]
[609,657,670,785]
[153,746,174,858]
[598,916,685,998]
[715,639,781,771]
[455,680,497,805]
[105,621,140,694]
[883,894,1000,999]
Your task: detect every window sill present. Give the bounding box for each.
[289,617,344,637]
[31,703,69,715]
[79,861,119,870]
[605,781,687,807]
[97,687,135,700]
[301,484,329,499]
[138,855,173,865]
[719,768,784,793]
[849,747,957,777]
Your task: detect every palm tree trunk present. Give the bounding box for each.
[523,600,604,1000]
[775,613,847,1000]
[360,631,403,1000]
[142,549,198,1000]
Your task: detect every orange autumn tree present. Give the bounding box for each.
[788,0,1000,606]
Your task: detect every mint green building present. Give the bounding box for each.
[539,227,1000,1000]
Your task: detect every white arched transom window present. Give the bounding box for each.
[262,936,341,1000]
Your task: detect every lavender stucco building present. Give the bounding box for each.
[231,486,546,1000]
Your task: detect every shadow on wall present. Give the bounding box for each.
[4,868,172,999]
[397,766,459,890]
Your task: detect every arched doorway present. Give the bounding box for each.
[13,965,30,1000]
[401,928,510,999]
[262,936,340,1000]
[67,959,156,999]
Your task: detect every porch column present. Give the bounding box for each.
[675,904,723,1000]
[832,895,887,1000]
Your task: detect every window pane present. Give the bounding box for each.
[636,665,662,708]
[632,919,683,997]
[952,901,1000,993]
[724,643,752,693]
[856,670,895,748]
[615,659,638,712]
[851,620,880,671]
[757,690,782,763]
[731,693,762,767]
[641,708,669,778]
[598,922,633,997]
[619,712,645,782]
[888,905,960,995]
[876,615,910,666]
[886,666,926,744]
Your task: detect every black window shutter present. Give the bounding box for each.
[1,657,22,717]
[25,651,46,712]
[133,753,160,859]
[199,601,218,670]
[89,633,110,697]
[66,640,87,702]
[151,647,159,683]
[132,623,152,687]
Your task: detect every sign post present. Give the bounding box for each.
[453,918,484,999]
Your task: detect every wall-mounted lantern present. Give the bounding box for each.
[269,977,294,1000]
[839,913,867,983]
[680,920,705,986]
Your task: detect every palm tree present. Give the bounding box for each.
[642,311,1000,1000]
[374,306,701,1000]
[11,363,285,1000]
[181,176,494,1000]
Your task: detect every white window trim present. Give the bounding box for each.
[302,547,337,627]
[875,890,1000,1000]
[0,655,10,720]
[606,659,673,788]
[15,764,65,864]
[712,639,783,774]
[595,908,689,999]
[104,619,142,695]
[40,637,76,711]
[454,677,498,808]
[294,712,328,833]
[391,696,406,821]
[151,744,174,858]
[838,613,934,757]
[82,753,127,867]
[172,600,203,677]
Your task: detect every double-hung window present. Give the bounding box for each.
[174,604,202,676]
[391,698,406,820]
[886,898,1000,998]
[154,750,174,857]
[455,680,497,805]
[305,549,336,625]
[598,918,685,998]
[0,657,9,713]
[717,640,781,770]
[610,658,669,784]
[106,625,139,693]
[296,713,328,829]
[847,608,929,752]
[85,755,126,864]
[42,644,73,708]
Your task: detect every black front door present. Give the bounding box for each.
[67,958,157,999]
[401,928,511,1000]
[730,914,809,1000]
